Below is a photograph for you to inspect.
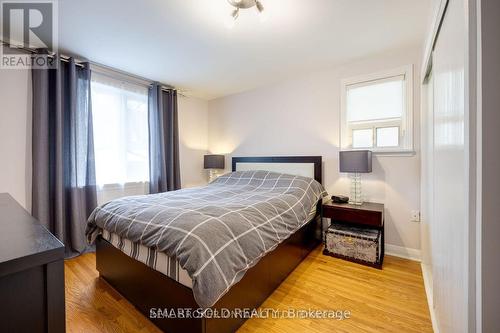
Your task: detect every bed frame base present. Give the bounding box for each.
[96,214,321,333]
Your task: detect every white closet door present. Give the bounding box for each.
[430,0,469,331]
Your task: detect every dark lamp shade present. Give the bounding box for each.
[204,155,225,169]
[339,150,372,173]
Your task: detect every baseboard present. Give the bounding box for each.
[384,245,438,332]
[421,263,440,333]
[385,244,421,261]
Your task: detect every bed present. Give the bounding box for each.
[88,156,325,333]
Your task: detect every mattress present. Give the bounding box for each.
[88,170,327,307]
[101,201,319,290]
[101,229,192,288]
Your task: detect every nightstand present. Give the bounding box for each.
[322,200,384,268]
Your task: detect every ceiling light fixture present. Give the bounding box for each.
[226,0,266,28]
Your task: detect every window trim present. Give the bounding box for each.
[340,65,414,155]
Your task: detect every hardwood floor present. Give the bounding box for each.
[65,246,433,333]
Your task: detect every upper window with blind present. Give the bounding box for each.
[91,72,150,187]
[340,65,413,154]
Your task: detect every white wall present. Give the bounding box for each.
[178,95,209,188]
[0,69,32,210]
[208,47,422,253]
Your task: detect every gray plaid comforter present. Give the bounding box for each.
[86,170,326,307]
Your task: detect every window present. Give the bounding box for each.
[340,65,413,153]
[91,72,150,190]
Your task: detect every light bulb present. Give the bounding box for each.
[258,9,268,22]
[225,8,238,29]
[225,17,236,29]
[255,1,267,22]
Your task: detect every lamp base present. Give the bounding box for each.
[208,169,218,183]
[349,173,363,205]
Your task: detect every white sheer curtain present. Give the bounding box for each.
[90,72,150,203]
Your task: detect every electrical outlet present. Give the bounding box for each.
[410,210,420,222]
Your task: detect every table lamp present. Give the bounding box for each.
[204,154,225,183]
[339,150,372,205]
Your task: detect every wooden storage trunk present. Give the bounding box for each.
[324,224,381,265]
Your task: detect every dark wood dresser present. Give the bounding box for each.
[0,193,65,333]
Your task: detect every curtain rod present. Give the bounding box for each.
[90,62,175,92]
[2,40,86,68]
[89,62,176,93]
[1,40,176,93]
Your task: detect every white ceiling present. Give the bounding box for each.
[58,0,432,100]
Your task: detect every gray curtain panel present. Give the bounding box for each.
[148,83,181,193]
[31,53,97,257]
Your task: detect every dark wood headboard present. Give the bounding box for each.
[231,156,322,184]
